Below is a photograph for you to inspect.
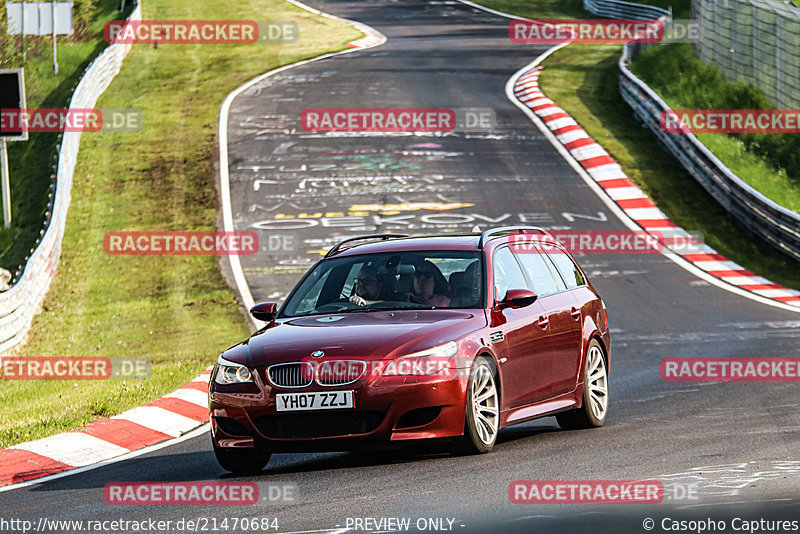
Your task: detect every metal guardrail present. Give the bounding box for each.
[693,0,800,109]
[584,0,800,262]
[583,0,670,20]
[619,47,800,262]
[0,4,142,354]
[584,0,671,58]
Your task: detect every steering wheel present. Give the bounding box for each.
[315,300,357,313]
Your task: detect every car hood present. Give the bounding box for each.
[221,309,487,367]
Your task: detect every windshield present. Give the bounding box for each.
[281,250,484,317]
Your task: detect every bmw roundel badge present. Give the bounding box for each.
[311,350,325,358]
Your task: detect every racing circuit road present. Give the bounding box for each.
[4,0,800,532]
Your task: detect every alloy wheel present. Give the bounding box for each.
[586,344,608,421]
[471,363,499,445]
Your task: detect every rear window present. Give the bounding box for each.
[515,246,562,296]
[545,247,585,289]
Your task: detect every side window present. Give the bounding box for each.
[540,250,567,292]
[545,247,585,289]
[339,262,364,299]
[286,267,333,315]
[492,247,529,301]
[516,247,561,296]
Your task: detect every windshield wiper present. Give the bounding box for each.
[304,303,439,316]
[316,304,437,315]
[358,304,436,312]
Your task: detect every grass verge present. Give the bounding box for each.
[474,0,800,289]
[0,0,135,276]
[478,0,690,20]
[0,0,360,448]
[632,43,800,213]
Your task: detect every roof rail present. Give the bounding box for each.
[478,226,551,248]
[325,234,410,257]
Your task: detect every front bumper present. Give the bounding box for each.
[209,367,469,451]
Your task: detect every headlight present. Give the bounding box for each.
[214,355,254,385]
[383,341,458,376]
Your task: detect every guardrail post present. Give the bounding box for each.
[602,0,800,262]
[776,16,783,108]
[0,139,10,228]
[753,5,759,86]
[0,4,142,353]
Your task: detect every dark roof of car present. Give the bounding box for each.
[330,234,482,257]
[326,227,561,258]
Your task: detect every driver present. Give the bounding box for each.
[408,261,450,307]
[349,266,384,306]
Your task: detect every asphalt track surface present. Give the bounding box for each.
[4,0,800,533]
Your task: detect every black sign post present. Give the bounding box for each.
[0,69,27,228]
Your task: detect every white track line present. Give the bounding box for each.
[11,433,130,468]
[0,425,210,494]
[1,3,390,493]
[218,0,386,330]
[454,0,800,314]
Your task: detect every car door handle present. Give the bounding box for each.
[570,307,581,321]
[537,316,549,329]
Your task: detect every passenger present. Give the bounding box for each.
[349,266,383,306]
[409,261,450,307]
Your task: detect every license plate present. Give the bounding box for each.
[276,391,354,412]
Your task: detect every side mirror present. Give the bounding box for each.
[250,302,278,322]
[500,289,538,309]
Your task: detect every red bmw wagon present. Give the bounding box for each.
[209,226,610,472]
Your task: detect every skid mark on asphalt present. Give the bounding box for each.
[611,327,800,345]
[658,461,800,500]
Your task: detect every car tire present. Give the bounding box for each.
[556,339,608,430]
[212,437,271,473]
[455,357,500,454]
